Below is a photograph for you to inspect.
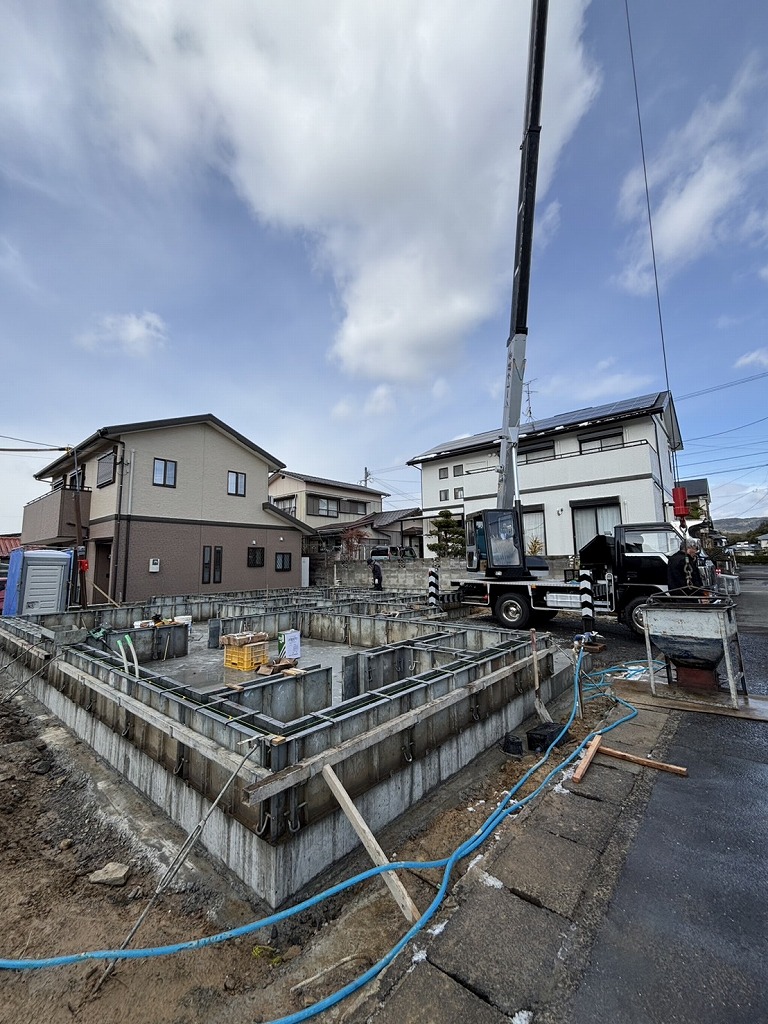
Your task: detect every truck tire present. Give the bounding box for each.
[623,596,649,636]
[494,593,532,629]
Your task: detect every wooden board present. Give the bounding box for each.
[322,765,420,924]
[611,681,768,722]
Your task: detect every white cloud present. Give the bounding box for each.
[363,384,395,417]
[735,347,768,368]
[0,236,38,292]
[759,265,768,283]
[535,200,562,251]
[0,1,599,384]
[75,312,168,356]
[431,377,450,401]
[331,397,354,421]
[539,371,655,404]
[716,313,748,329]
[616,57,768,295]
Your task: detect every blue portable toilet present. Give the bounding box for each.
[3,549,73,617]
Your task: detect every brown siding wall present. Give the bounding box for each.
[87,518,302,603]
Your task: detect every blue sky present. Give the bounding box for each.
[2,0,767,533]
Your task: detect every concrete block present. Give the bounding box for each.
[565,761,637,804]
[526,789,623,854]
[488,827,598,918]
[428,885,569,1014]
[367,960,514,1024]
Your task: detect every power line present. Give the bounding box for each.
[685,414,768,442]
[0,433,66,448]
[677,450,768,467]
[698,461,768,476]
[677,369,768,401]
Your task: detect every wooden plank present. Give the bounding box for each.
[322,765,420,925]
[599,745,688,777]
[610,682,768,722]
[572,735,602,783]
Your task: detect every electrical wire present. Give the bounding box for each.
[676,369,768,401]
[624,0,677,482]
[0,647,645,1024]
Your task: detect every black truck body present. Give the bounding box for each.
[453,520,686,634]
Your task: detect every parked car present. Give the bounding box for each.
[369,546,418,561]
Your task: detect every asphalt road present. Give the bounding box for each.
[564,564,768,1024]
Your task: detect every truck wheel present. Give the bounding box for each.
[494,593,531,629]
[623,597,649,636]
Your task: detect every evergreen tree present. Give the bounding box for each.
[427,510,466,558]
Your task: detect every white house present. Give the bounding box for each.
[408,391,683,558]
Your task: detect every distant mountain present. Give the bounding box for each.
[713,517,768,535]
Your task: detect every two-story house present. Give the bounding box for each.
[408,391,683,558]
[268,471,386,550]
[21,414,313,603]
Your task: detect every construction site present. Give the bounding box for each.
[0,584,574,908]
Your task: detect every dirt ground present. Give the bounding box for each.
[0,617,645,1024]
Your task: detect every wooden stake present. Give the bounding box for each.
[599,745,688,776]
[572,735,602,783]
[322,764,420,924]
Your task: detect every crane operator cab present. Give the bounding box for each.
[465,509,532,580]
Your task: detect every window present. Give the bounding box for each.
[97,450,117,488]
[439,489,449,502]
[438,467,449,480]
[453,464,464,477]
[247,546,265,568]
[573,503,621,553]
[454,487,464,500]
[227,471,246,496]
[518,442,554,465]
[275,552,292,572]
[522,509,546,554]
[307,495,339,517]
[202,545,222,584]
[579,432,623,454]
[153,458,177,488]
[68,468,85,489]
[273,496,297,516]
[340,499,367,515]
[623,529,680,557]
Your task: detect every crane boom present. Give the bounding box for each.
[464,0,549,579]
[498,0,549,510]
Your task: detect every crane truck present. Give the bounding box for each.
[450,0,693,636]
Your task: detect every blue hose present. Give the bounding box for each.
[0,650,643,1024]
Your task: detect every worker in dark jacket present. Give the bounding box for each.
[367,558,383,591]
[667,540,704,596]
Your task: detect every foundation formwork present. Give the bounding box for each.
[0,595,572,907]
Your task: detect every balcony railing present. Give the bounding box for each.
[21,487,91,546]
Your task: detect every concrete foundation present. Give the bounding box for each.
[0,591,573,907]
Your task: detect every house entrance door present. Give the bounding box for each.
[93,541,112,604]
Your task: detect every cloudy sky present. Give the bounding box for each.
[2,0,768,532]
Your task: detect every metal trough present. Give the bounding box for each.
[641,596,746,707]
